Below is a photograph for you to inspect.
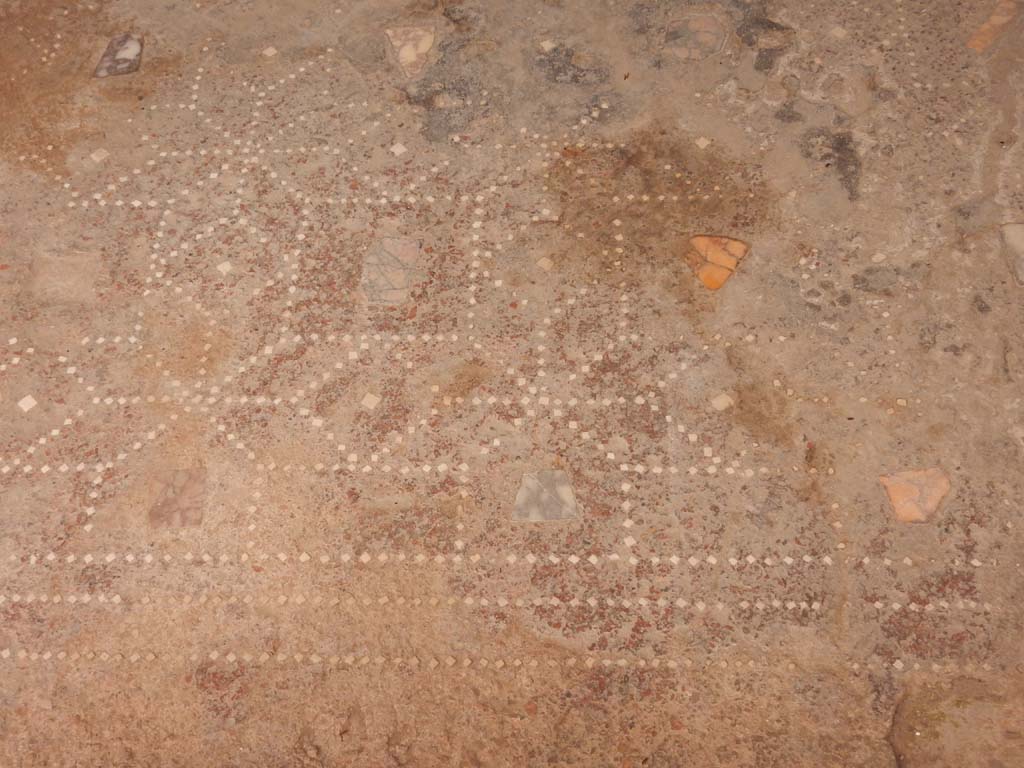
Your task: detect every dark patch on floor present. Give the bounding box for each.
[733,3,790,45]
[774,100,803,123]
[851,265,896,295]
[754,46,785,72]
[539,123,778,290]
[799,127,862,200]
[441,1,484,33]
[533,44,610,85]
[404,71,479,141]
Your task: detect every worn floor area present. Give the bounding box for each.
[1,0,1023,765]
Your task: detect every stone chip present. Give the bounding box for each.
[94,33,144,78]
[148,466,207,527]
[710,392,734,411]
[360,237,426,305]
[385,27,435,77]
[879,468,950,523]
[512,470,579,521]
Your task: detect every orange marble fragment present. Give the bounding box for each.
[685,235,750,291]
[879,468,951,523]
[967,0,1017,53]
[696,262,733,290]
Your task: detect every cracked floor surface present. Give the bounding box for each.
[1,0,1023,765]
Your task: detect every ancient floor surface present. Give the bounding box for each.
[1,1,1023,766]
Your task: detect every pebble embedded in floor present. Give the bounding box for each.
[93,33,144,77]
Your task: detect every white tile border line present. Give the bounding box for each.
[0,647,1001,676]
[4,549,994,569]
[0,592,998,614]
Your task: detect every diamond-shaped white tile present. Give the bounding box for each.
[18,395,37,412]
[217,260,232,275]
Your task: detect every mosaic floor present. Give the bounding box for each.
[1,0,1023,765]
